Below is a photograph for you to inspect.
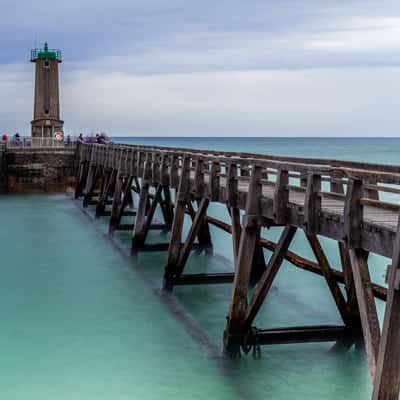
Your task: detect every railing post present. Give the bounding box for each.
[209,161,220,201]
[273,169,289,224]
[344,178,363,249]
[304,173,321,235]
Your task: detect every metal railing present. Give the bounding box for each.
[30,48,62,62]
[5,137,77,149]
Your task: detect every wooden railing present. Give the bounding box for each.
[76,142,400,255]
[75,141,400,399]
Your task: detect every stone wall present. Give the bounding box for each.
[5,147,77,193]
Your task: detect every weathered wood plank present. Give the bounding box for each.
[372,216,400,400]
[244,226,297,331]
[349,248,381,381]
[304,174,321,235]
[224,165,263,351]
[306,234,350,325]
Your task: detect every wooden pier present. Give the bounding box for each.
[75,142,400,399]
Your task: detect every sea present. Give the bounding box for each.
[0,137,398,400]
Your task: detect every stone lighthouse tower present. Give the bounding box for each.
[30,42,64,138]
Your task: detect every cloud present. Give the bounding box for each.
[305,17,400,53]
[1,0,400,136]
[59,66,400,136]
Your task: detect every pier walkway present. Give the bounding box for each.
[75,142,400,400]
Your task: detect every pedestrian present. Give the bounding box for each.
[14,132,21,145]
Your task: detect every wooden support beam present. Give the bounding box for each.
[349,248,381,381]
[205,214,387,301]
[176,197,210,276]
[131,183,149,248]
[186,199,213,251]
[164,156,191,290]
[306,234,350,326]
[174,272,235,286]
[83,164,101,207]
[224,165,264,351]
[338,242,363,340]
[243,225,297,331]
[131,154,153,250]
[108,176,133,230]
[96,169,117,217]
[247,325,350,346]
[132,184,163,249]
[372,216,400,400]
[250,229,266,284]
[230,206,241,270]
[330,178,364,343]
[124,180,134,210]
[132,177,141,193]
[108,175,124,233]
[74,161,89,198]
[160,186,174,230]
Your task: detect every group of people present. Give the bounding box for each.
[78,132,110,145]
[1,133,21,144]
[1,132,111,145]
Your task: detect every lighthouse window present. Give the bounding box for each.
[44,61,49,68]
[45,109,49,115]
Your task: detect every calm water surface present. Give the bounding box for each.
[0,137,395,399]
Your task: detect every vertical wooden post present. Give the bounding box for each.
[224,165,262,352]
[164,156,191,290]
[331,178,363,344]
[109,174,124,233]
[95,169,112,217]
[227,162,240,269]
[230,206,241,270]
[372,216,400,400]
[193,159,212,250]
[75,161,89,198]
[83,164,102,207]
[161,186,174,230]
[349,248,381,381]
[131,153,152,250]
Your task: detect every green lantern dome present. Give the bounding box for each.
[30,42,62,62]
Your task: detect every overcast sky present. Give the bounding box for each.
[1,0,400,136]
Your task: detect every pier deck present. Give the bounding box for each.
[74,142,400,400]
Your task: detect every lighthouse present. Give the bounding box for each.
[30,42,64,139]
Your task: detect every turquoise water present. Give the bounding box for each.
[0,137,395,399]
[115,137,400,165]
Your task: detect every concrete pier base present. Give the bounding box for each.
[3,147,77,193]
